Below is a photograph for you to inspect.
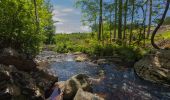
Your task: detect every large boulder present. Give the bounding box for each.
[74,88,104,100]
[56,74,93,100]
[0,48,36,71]
[0,64,58,100]
[134,50,170,85]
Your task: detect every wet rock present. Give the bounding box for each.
[0,48,36,71]
[0,64,58,100]
[62,74,93,100]
[0,70,10,81]
[74,88,104,100]
[96,59,107,65]
[134,50,170,85]
[75,56,86,62]
[75,53,88,62]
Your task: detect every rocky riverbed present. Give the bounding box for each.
[38,50,170,100]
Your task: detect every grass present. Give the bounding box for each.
[145,30,170,44]
[51,33,148,63]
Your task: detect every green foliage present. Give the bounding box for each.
[53,33,147,62]
[116,46,146,62]
[163,17,170,25]
[0,0,55,56]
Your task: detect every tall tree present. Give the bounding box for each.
[33,0,39,33]
[118,0,123,42]
[151,0,170,49]
[147,0,152,39]
[123,0,128,41]
[98,0,103,41]
[129,0,135,45]
[142,0,148,46]
[114,0,118,41]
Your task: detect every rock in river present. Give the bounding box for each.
[55,74,93,100]
[74,88,104,100]
[134,50,170,85]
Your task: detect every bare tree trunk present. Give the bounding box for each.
[147,0,152,39]
[151,0,170,49]
[143,0,148,47]
[123,0,128,43]
[109,11,112,43]
[118,0,123,42]
[129,0,135,45]
[114,0,117,41]
[98,0,103,41]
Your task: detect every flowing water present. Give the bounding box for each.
[40,52,170,100]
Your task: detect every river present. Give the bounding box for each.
[38,51,170,100]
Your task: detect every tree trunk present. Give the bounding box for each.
[114,0,117,41]
[129,0,135,45]
[123,0,128,42]
[151,0,170,49]
[110,11,112,43]
[33,0,39,33]
[98,0,103,41]
[118,0,123,42]
[147,0,152,39]
[143,1,148,47]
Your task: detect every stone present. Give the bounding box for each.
[75,56,86,62]
[0,64,58,100]
[74,88,104,100]
[62,74,93,100]
[0,70,10,81]
[134,50,170,85]
[0,48,36,71]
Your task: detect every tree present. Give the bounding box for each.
[118,0,123,42]
[123,0,128,41]
[98,0,103,41]
[0,0,55,55]
[129,0,135,45]
[33,0,39,33]
[151,0,170,49]
[114,0,118,41]
[147,0,152,39]
[75,0,99,39]
[104,2,114,43]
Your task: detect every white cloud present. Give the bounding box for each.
[52,17,64,22]
[62,8,74,13]
[80,26,91,32]
[52,4,91,33]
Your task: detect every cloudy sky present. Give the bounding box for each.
[50,0,91,33]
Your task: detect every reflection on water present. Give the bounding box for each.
[46,54,170,100]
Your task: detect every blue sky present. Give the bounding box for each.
[51,0,170,33]
[51,0,91,33]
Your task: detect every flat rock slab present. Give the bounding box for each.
[134,50,170,85]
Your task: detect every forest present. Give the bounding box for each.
[0,0,170,100]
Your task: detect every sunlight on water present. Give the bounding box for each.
[46,54,170,100]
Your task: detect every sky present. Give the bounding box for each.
[51,0,91,33]
[51,0,170,34]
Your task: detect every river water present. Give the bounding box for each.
[41,52,170,100]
